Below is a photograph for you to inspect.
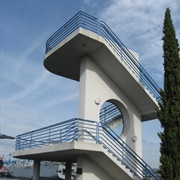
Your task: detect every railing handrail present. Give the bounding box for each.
[98,20,160,99]
[45,11,160,101]
[100,123,159,179]
[15,118,160,179]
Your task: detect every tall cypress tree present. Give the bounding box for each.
[157,8,180,180]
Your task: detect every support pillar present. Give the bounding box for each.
[33,159,40,180]
[65,162,72,180]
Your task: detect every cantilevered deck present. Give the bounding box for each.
[44,11,160,121]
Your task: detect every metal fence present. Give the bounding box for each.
[15,118,159,179]
[45,11,160,101]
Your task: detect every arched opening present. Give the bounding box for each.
[100,101,124,137]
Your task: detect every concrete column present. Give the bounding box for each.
[33,159,40,180]
[65,162,72,180]
[77,155,114,180]
[79,55,102,120]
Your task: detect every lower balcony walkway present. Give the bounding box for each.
[14,118,160,180]
[15,141,134,180]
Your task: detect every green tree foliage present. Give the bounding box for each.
[157,8,180,180]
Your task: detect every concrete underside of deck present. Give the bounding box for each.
[14,141,102,162]
[14,141,134,180]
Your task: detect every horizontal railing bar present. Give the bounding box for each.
[17,118,77,136]
[100,108,120,117]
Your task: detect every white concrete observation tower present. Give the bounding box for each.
[14,12,160,180]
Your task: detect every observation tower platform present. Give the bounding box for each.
[14,12,160,180]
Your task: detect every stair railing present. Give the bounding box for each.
[99,123,159,179]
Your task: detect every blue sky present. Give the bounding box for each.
[0,0,179,168]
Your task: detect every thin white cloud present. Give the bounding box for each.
[1,99,49,130]
[142,140,160,168]
[83,0,97,7]
[14,33,47,76]
[7,71,49,103]
[42,92,79,109]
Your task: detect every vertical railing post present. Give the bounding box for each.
[16,136,19,150]
[30,132,33,149]
[22,140,25,150]
[59,130,62,143]
[104,107,106,123]
[98,19,101,35]
[15,137,17,150]
[140,67,144,84]
[96,122,99,143]
[48,127,51,144]
[122,141,125,165]
[18,136,21,150]
[120,46,122,60]
[144,163,148,179]
[75,119,78,141]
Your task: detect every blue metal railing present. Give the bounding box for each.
[15,118,160,179]
[46,12,98,53]
[100,124,160,179]
[100,103,122,124]
[45,11,160,101]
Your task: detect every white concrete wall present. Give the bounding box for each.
[77,155,114,180]
[79,55,142,157]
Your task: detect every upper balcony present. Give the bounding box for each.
[44,11,160,120]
